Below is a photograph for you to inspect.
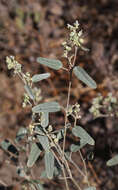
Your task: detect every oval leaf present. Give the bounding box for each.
[73,66,97,89]
[41,112,49,128]
[70,141,87,152]
[57,129,64,140]
[84,187,96,190]
[35,126,45,135]
[15,127,27,142]
[1,140,12,151]
[27,143,42,167]
[107,155,118,166]
[32,102,61,113]
[72,126,95,146]
[32,73,50,83]
[37,135,50,151]
[37,57,63,70]
[24,84,35,100]
[1,140,19,156]
[44,151,54,179]
[29,180,44,190]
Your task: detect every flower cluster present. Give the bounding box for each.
[90,93,118,118]
[22,93,30,108]
[89,94,102,118]
[23,72,32,87]
[67,102,81,119]
[32,87,42,103]
[62,20,87,58]
[6,56,22,74]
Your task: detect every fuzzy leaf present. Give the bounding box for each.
[41,112,49,128]
[84,187,96,190]
[24,84,35,100]
[37,135,50,151]
[29,180,44,190]
[32,73,50,83]
[32,102,61,113]
[57,129,64,140]
[35,183,44,190]
[27,143,42,167]
[15,127,27,142]
[37,57,63,70]
[72,126,95,145]
[107,155,118,166]
[1,140,11,151]
[70,141,87,152]
[40,167,60,179]
[1,140,19,156]
[73,66,97,89]
[35,126,45,135]
[44,151,54,179]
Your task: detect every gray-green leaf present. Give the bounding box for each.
[73,66,97,89]
[41,112,49,128]
[70,141,87,152]
[72,126,95,146]
[84,187,96,190]
[32,73,50,83]
[0,140,19,156]
[44,151,54,179]
[27,143,42,167]
[30,180,44,190]
[1,140,12,151]
[37,57,63,70]
[37,135,50,151]
[57,129,64,140]
[15,127,27,142]
[24,84,35,100]
[107,155,118,166]
[32,102,61,113]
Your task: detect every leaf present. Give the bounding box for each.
[70,141,87,152]
[107,155,118,166]
[73,66,97,89]
[1,140,12,151]
[41,112,49,128]
[37,57,63,70]
[1,139,19,156]
[32,73,50,83]
[32,102,61,113]
[27,143,42,167]
[44,151,54,179]
[57,129,64,140]
[35,126,45,135]
[29,180,44,190]
[72,126,95,146]
[84,187,96,190]
[65,151,71,160]
[37,135,50,151]
[24,84,35,100]
[35,183,44,190]
[15,127,27,142]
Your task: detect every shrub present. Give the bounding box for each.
[4,21,97,190]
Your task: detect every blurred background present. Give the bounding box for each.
[0,0,118,189]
